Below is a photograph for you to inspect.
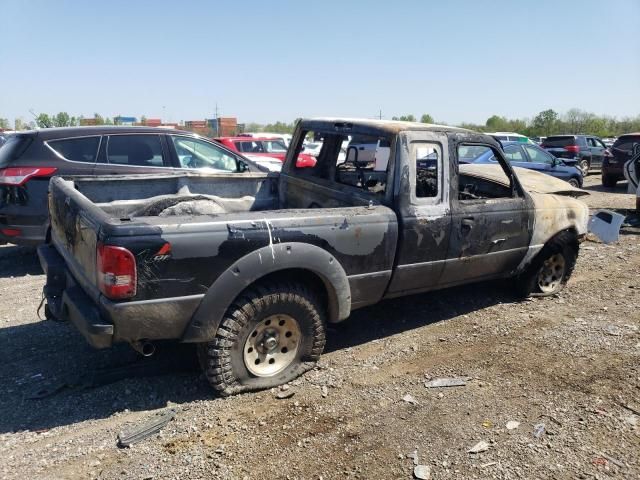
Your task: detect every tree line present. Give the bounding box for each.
[2,109,639,138]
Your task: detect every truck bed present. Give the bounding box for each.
[47,173,398,320]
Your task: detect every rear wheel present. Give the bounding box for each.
[602,174,617,188]
[515,231,578,297]
[578,158,590,176]
[567,177,581,188]
[198,282,326,396]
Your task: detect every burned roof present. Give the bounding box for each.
[302,117,474,135]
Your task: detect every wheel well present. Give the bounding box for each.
[246,268,338,322]
[549,228,579,251]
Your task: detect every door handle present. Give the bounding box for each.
[461,217,474,232]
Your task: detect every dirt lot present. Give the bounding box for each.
[0,176,638,480]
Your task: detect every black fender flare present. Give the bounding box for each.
[181,242,351,343]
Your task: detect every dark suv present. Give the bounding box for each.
[602,133,640,188]
[541,135,607,176]
[0,127,265,246]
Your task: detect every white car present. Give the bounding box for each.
[487,132,535,144]
[243,154,283,172]
[239,132,292,147]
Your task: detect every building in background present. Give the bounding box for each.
[79,118,98,126]
[114,116,137,126]
[207,117,239,137]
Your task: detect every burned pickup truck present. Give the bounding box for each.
[38,118,589,395]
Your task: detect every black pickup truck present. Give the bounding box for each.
[39,118,589,395]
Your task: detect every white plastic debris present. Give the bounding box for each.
[413,465,431,479]
[506,420,520,430]
[467,441,490,453]
[402,394,419,405]
[424,377,469,388]
[588,209,625,244]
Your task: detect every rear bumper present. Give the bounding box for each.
[38,244,203,349]
[0,221,47,246]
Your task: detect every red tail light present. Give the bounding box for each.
[0,167,58,186]
[1,228,21,237]
[97,243,137,299]
[564,145,580,153]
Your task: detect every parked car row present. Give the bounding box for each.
[1,122,639,248]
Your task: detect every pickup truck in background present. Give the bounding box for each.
[39,118,589,396]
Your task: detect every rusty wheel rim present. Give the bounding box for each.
[243,314,301,377]
[537,253,566,293]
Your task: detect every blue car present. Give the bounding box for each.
[470,141,583,187]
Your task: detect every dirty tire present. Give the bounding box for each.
[515,231,578,298]
[601,174,617,188]
[578,159,590,176]
[567,177,581,188]
[198,282,326,396]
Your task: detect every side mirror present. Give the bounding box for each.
[238,161,249,172]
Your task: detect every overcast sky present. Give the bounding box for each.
[1,0,639,125]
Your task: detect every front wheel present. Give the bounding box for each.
[567,177,581,188]
[515,232,578,297]
[198,282,326,396]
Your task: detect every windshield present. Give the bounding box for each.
[612,136,640,152]
[458,145,493,162]
[262,140,287,153]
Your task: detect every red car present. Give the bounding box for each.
[214,137,316,168]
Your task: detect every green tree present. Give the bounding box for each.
[0,118,9,129]
[14,118,26,130]
[94,113,105,125]
[36,113,54,128]
[420,114,434,124]
[485,115,509,131]
[532,109,559,136]
[53,112,71,127]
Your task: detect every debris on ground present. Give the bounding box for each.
[588,209,626,244]
[481,419,493,428]
[406,449,419,465]
[506,420,520,430]
[467,441,490,454]
[480,462,497,468]
[413,464,431,479]
[402,394,419,405]
[424,377,469,388]
[533,423,546,438]
[320,385,328,398]
[117,408,176,448]
[275,389,295,399]
[598,452,626,469]
[604,325,623,336]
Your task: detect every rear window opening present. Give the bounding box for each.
[612,136,640,152]
[543,136,576,147]
[0,135,33,167]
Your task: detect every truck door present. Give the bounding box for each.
[386,131,452,296]
[439,139,532,285]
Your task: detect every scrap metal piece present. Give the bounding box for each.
[424,377,469,388]
[588,209,625,244]
[117,408,177,448]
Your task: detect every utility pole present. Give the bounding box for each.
[214,103,219,137]
[378,109,382,120]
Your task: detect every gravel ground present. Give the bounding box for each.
[0,175,638,480]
